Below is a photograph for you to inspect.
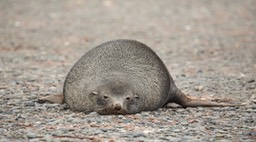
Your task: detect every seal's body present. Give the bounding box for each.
[39,39,237,114]
[64,40,171,114]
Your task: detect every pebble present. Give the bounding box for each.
[44,135,55,142]
[24,101,35,107]
[246,85,255,90]
[100,128,108,132]
[180,121,189,126]
[0,128,7,133]
[27,132,37,139]
[125,132,146,138]
[0,89,5,95]
[194,85,204,91]
[140,111,150,117]
[89,112,98,115]
[247,79,255,83]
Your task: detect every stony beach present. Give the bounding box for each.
[0,0,255,141]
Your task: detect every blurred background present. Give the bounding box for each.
[1,0,255,95]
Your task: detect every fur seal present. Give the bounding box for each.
[39,39,237,114]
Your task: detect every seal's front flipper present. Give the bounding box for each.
[38,93,64,104]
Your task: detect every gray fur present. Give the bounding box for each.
[64,39,171,114]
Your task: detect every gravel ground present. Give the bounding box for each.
[0,0,256,141]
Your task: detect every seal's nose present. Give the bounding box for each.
[113,103,122,110]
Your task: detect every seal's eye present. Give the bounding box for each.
[103,95,109,99]
[134,95,139,99]
[126,96,131,100]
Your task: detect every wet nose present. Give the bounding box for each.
[114,103,122,110]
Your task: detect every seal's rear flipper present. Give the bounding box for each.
[169,90,241,108]
[38,93,64,104]
[180,99,239,107]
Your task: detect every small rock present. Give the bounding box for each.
[12,109,20,114]
[0,86,7,89]
[24,102,35,107]
[172,129,181,133]
[44,135,54,142]
[60,104,69,110]
[195,85,204,91]
[246,85,255,90]
[49,86,56,91]
[141,111,150,117]
[197,69,203,73]
[27,132,37,139]
[216,129,228,134]
[100,128,108,132]
[180,121,189,126]
[117,115,125,119]
[132,132,146,138]
[247,79,255,83]
[0,89,4,95]
[89,112,98,115]
[245,118,254,123]
[0,128,7,133]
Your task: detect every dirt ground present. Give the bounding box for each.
[0,0,255,141]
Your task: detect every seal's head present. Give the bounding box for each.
[89,81,141,114]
